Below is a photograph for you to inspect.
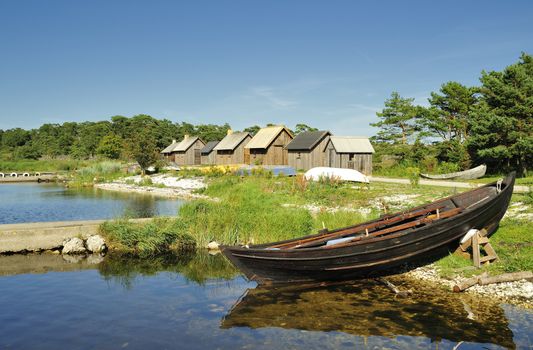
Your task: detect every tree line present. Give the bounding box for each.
[371,53,532,176]
[0,114,318,164]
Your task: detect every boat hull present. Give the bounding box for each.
[222,173,514,284]
[420,164,487,180]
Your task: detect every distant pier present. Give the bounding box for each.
[0,172,59,183]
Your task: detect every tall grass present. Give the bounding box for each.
[178,179,314,247]
[71,160,125,186]
[100,217,197,255]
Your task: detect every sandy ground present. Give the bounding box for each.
[95,174,212,200]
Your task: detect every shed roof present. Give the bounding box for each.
[286,130,331,151]
[200,140,220,155]
[213,132,251,151]
[161,141,179,154]
[173,136,203,152]
[329,136,375,153]
[244,126,293,149]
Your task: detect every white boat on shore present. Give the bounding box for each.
[304,167,370,183]
[420,164,487,180]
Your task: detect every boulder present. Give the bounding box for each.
[86,235,106,253]
[62,237,86,254]
[207,241,220,250]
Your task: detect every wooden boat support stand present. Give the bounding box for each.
[222,173,517,284]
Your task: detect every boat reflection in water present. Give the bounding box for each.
[221,278,516,349]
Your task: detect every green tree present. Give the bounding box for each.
[423,82,478,143]
[96,133,123,159]
[468,53,533,176]
[294,123,318,135]
[371,92,419,144]
[1,128,30,148]
[243,125,261,135]
[128,127,159,175]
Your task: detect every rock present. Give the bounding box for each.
[86,235,106,253]
[207,241,220,250]
[62,237,86,254]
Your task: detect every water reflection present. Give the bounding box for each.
[98,252,239,287]
[0,183,184,224]
[222,279,517,349]
[0,251,530,349]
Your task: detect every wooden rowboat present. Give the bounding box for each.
[221,172,515,284]
[420,164,487,180]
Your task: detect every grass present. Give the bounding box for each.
[100,217,193,255]
[70,160,126,187]
[0,159,95,172]
[435,219,533,278]
[99,171,532,279]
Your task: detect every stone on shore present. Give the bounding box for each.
[86,235,106,253]
[62,237,86,254]
[207,241,220,250]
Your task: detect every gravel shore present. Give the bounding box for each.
[94,174,212,200]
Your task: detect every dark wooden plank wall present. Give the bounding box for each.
[287,135,330,170]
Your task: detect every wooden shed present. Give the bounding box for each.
[244,126,293,165]
[200,140,219,165]
[286,131,331,170]
[171,135,206,166]
[161,139,179,162]
[324,136,375,175]
[213,131,252,165]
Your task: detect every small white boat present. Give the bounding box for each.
[420,164,487,180]
[304,167,369,183]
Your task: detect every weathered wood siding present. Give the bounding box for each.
[287,135,330,170]
[201,151,216,165]
[174,139,205,166]
[215,136,251,165]
[324,141,373,175]
[249,130,293,165]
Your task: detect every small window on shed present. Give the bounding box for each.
[349,153,355,161]
[297,153,301,159]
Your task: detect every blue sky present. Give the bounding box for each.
[0,0,532,136]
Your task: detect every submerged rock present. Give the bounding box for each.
[86,235,106,253]
[62,237,86,254]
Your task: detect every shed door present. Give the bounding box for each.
[194,149,201,165]
[328,149,334,167]
[273,145,284,165]
[244,148,250,164]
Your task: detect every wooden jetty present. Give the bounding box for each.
[0,172,59,183]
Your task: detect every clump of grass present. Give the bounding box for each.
[72,160,124,186]
[406,166,420,187]
[100,217,192,255]
[138,176,153,186]
[178,182,314,247]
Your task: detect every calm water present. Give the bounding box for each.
[0,183,185,224]
[0,252,531,350]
